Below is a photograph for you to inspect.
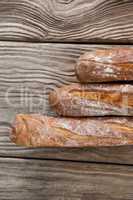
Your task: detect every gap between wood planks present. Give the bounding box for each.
[0,155,133,167]
[0,39,133,45]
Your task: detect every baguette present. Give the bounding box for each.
[76,48,133,82]
[11,114,133,147]
[49,83,133,116]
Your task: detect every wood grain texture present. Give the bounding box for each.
[1,42,133,164]
[1,157,133,200]
[0,0,133,43]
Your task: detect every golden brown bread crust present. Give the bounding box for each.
[11,114,133,147]
[49,83,133,117]
[76,48,133,83]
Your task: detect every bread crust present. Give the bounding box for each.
[49,83,133,116]
[11,114,133,147]
[76,48,133,82]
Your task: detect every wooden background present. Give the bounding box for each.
[1,0,133,199]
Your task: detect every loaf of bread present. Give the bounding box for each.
[76,48,133,82]
[11,114,133,147]
[49,83,133,116]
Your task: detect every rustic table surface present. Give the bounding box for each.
[1,0,133,199]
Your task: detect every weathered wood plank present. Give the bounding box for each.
[1,42,133,164]
[0,0,133,43]
[0,157,133,200]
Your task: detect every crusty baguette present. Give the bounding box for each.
[11,114,133,147]
[49,83,133,117]
[76,48,133,82]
